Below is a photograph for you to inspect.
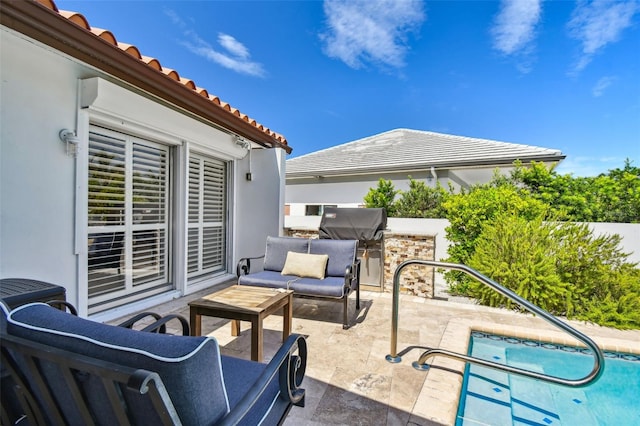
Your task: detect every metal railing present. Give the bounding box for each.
[386,260,605,387]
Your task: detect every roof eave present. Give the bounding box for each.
[0,0,292,154]
[286,154,566,178]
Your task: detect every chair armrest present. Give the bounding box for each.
[217,334,307,426]
[140,314,190,336]
[117,312,162,329]
[47,300,78,315]
[236,255,265,277]
[117,312,190,335]
[344,259,361,288]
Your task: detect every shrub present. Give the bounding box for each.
[442,182,548,294]
[467,214,567,312]
[466,215,640,329]
[394,178,450,218]
[363,178,399,216]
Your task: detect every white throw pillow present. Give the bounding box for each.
[281,251,329,279]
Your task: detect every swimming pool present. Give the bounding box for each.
[456,331,640,426]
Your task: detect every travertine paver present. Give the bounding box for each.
[110,281,640,426]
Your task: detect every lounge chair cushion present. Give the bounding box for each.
[238,270,299,289]
[289,276,347,298]
[222,355,289,426]
[309,239,357,277]
[6,303,229,425]
[281,251,329,279]
[263,236,309,272]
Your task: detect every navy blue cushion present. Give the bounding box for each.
[289,277,346,298]
[7,303,229,425]
[263,237,309,272]
[309,239,357,277]
[238,270,299,289]
[221,355,289,426]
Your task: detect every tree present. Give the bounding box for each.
[394,177,449,218]
[363,178,399,216]
[510,159,640,223]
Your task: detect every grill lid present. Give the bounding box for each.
[319,207,387,243]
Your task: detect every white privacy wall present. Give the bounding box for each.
[284,217,640,266]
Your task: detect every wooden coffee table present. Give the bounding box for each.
[189,285,293,362]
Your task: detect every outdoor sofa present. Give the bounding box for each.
[0,301,307,425]
[236,236,361,329]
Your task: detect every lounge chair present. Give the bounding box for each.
[0,301,306,425]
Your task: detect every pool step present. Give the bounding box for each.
[550,386,597,426]
[457,342,513,425]
[508,360,597,426]
[508,360,560,425]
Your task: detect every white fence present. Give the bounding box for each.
[284,216,640,264]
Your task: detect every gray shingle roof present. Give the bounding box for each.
[286,128,565,177]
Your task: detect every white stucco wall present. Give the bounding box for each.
[285,166,507,210]
[1,28,286,315]
[285,163,563,214]
[233,147,286,259]
[1,28,82,303]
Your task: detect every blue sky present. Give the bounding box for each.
[56,0,640,177]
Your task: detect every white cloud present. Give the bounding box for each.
[555,156,624,177]
[592,75,616,97]
[567,0,639,73]
[164,9,265,77]
[491,0,542,55]
[218,34,250,60]
[320,0,425,70]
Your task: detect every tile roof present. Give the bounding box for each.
[25,0,289,150]
[286,128,565,177]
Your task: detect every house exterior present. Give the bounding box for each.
[1,0,290,320]
[286,128,565,216]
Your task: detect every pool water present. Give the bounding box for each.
[456,332,640,426]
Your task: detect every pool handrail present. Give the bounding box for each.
[386,260,605,388]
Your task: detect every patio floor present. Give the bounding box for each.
[110,280,640,425]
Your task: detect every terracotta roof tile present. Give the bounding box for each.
[160,67,180,81]
[90,28,116,45]
[179,77,196,90]
[58,10,89,28]
[36,0,57,12]
[40,0,288,147]
[117,43,142,59]
[141,55,162,70]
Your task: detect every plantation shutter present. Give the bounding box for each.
[87,127,170,311]
[187,153,227,280]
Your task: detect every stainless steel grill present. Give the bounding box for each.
[319,208,387,289]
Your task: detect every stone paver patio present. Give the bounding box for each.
[111,281,640,425]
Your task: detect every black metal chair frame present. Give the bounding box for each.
[1,302,307,425]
